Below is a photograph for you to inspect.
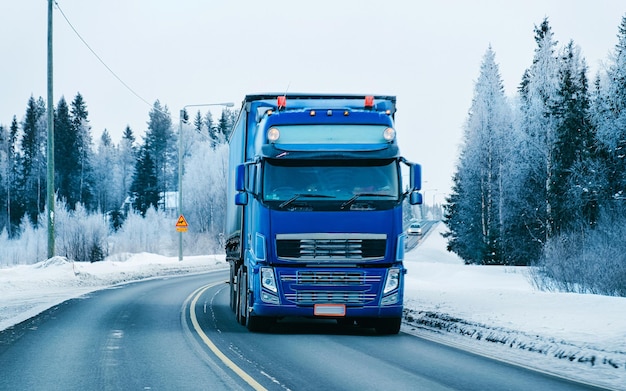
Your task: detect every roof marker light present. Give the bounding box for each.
[310,110,316,116]
[327,110,333,116]
[277,96,287,109]
[344,110,349,116]
[268,127,280,142]
[364,95,374,108]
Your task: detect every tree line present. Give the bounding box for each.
[443,17,626,296]
[0,95,237,262]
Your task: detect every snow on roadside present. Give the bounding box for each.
[403,223,626,390]
[0,253,227,332]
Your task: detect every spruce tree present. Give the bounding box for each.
[70,92,95,209]
[0,124,6,232]
[130,146,159,216]
[516,18,560,254]
[6,117,20,235]
[119,125,136,209]
[444,47,512,264]
[550,41,597,233]
[600,15,626,203]
[19,96,47,224]
[144,100,174,202]
[54,96,80,208]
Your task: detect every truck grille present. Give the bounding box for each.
[276,233,386,261]
[281,271,381,285]
[280,270,381,305]
[284,291,377,304]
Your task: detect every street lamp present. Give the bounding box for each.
[178,102,235,261]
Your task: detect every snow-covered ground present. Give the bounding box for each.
[403,223,626,390]
[1,224,624,390]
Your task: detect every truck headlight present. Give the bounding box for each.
[261,267,277,293]
[383,268,400,294]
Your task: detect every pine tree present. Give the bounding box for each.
[130,146,159,216]
[93,129,117,212]
[70,92,95,209]
[216,108,238,144]
[550,41,597,232]
[6,117,20,235]
[0,124,7,233]
[193,110,203,133]
[516,18,560,249]
[119,125,136,209]
[599,15,626,202]
[204,110,218,148]
[443,47,512,264]
[54,96,80,208]
[144,100,175,203]
[19,96,47,224]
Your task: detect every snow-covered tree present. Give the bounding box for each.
[70,92,95,209]
[118,126,137,208]
[93,129,119,212]
[144,100,175,199]
[550,41,598,233]
[444,46,513,264]
[514,18,561,256]
[130,145,159,216]
[18,96,47,224]
[596,15,626,202]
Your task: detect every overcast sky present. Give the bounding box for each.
[1,1,625,199]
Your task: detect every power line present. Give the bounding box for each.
[53,1,167,116]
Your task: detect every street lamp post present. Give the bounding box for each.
[178,102,234,261]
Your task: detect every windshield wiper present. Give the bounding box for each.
[340,193,395,210]
[279,193,336,209]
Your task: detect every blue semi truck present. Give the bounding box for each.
[225,93,422,334]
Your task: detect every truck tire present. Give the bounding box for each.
[247,314,273,332]
[229,264,236,312]
[236,268,247,326]
[374,317,401,335]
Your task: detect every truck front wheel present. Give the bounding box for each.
[374,317,402,335]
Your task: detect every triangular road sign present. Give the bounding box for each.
[176,214,189,228]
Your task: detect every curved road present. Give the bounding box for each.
[0,270,606,390]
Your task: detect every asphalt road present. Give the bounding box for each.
[0,269,607,391]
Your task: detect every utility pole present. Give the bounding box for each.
[47,0,55,258]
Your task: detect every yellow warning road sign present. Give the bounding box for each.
[176,215,188,232]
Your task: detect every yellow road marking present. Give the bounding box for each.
[188,283,268,391]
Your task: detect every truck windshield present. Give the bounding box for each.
[263,159,400,210]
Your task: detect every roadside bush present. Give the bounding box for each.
[531,207,626,297]
[55,202,109,263]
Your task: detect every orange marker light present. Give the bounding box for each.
[364,95,374,108]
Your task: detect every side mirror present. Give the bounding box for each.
[409,191,423,205]
[235,164,246,192]
[410,163,422,191]
[235,192,248,205]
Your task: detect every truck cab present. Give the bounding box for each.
[225,94,422,334]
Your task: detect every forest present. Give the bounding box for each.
[444,17,626,296]
[1,16,625,297]
[0,95,237,265]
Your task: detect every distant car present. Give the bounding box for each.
[407,222,422,236]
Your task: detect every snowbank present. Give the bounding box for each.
[403,223,626,390]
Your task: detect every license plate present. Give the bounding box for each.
[314,304,346,317]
